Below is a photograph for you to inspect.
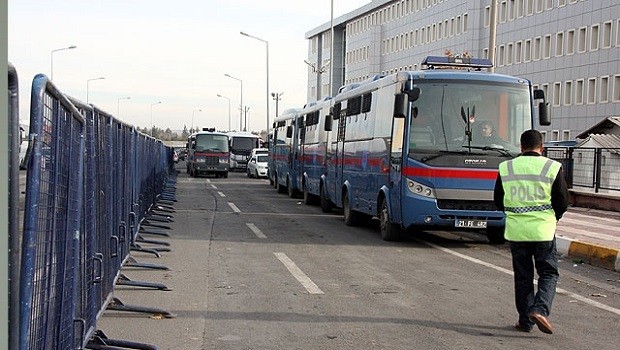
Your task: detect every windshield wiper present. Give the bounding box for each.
[466,145,514,158]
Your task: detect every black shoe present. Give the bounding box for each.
[514,322,533,332]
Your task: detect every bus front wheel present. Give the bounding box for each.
[379,200,402,241]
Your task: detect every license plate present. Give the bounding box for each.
[455,219,487,228]
[196,158,205,163]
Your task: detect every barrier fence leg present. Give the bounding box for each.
[106,297,176,319]
[123,256,169,270]
[116,274,171,291]
[87,330,160,350]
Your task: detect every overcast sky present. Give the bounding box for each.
[9,0,370,132]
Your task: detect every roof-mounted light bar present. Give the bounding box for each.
[422,56,493,69]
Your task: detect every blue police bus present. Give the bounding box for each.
[270,108,302,197]
[322,56,549,243]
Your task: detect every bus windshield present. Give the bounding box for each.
[231,137,257,152]
[195,134,229,152]
[408,80,531,160]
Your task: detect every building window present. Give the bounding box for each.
[484,6,491,27]
[600,76,609,103]
[566,29,575,55]
[536,0,543,12]
[527,0,534,15]
[602,21,612,48]
[553,82,561,106]
[509,0,516,20]
[456,15,461,35]
[463,13,468,32]
[500,1,507,23]
[542,83,549,104]
[534,37,541,60]
[562,130,570,141]
[525,39,532,62]
[515,40,523,63]
[545,0,553,10]
[507,42,514,65]
[590,24,599,51]
[551,130,559,141]
[575,79,584,105]
[498,45,505,66]
[578,27,587,53]
[556,32,564,56]
[558,0,566,6]
[483,48,489,59]
[614,75,620,102]
[543,34,551,59]
[587,78,596,104]
[564,81,572,106]
[617,20,620,47]
[540,131,547,142]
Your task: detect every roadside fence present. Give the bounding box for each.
[11,68,176,350]
[545,146,620,193]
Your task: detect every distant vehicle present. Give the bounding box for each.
[172,150,179,163]
[174,147,187,160]
[227,131,261,171]
[186,128,230,178]
[250,147,268,158]
[247,153,269,178]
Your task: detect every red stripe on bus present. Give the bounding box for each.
[403,167,498,180]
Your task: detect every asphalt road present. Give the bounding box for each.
[97,164,620,350]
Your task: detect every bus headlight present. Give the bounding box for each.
[407,179,436,198]
[219,158,229,164]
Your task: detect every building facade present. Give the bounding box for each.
[305,0,620,140]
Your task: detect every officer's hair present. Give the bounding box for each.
[520,129,543,150]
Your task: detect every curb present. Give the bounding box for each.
[556,236,620,272]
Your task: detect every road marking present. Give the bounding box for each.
[420,240,620,316]
[218,212,340,218]
[566,211,620,224]
[274,252,324,295]
[246,223,267,239]
[218,191,226,197]
[227,202,241,213]
[206,179,211,183]
[211,184,217,189]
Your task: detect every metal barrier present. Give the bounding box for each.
[546,146,620,193]
[8,62,21,350]
[20,74,86,349]
[18,73,175,349]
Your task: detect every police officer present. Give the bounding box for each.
[493,129,569,334]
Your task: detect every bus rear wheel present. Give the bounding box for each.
[379,200,402,241]
[343,193,361,227]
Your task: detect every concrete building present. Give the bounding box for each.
[305,0,620,140]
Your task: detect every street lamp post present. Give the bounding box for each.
[271,92,283,121]
[191,109,202,131]
[240,31,270,136]
[150,101,162,137]
[224,73,243,131]
[117,96,130,117]
[50,45,77,81]
[217,94,232,132]
[86,77,105,104]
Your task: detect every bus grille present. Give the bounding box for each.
[205,156,219,165]
[437,200,498,211]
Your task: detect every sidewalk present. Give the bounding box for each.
[555,207,620,272]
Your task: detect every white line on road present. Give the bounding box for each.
[211,184,217,189]
[227,202,241,213]
[556,225,620,243]
[206,179,211,183]
[218,191,226,197]
[274,252,324,295]
[420,240,620,316]
[246,223,267,239]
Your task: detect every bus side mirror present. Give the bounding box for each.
[533,89,550,126]
[286,125,293,138]
[324,114,333,131]
[539,102,550,126]
[393,93,408,119]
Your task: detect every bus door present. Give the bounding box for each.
[334,108,347,206]
[297,116,306,188]
[388,115,406,225]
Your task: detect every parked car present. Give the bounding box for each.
[247,153,269,178]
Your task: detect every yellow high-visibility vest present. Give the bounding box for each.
[499,156,561,242]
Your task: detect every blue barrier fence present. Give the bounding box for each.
[13,70,175,349]
[8,62,21,350]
